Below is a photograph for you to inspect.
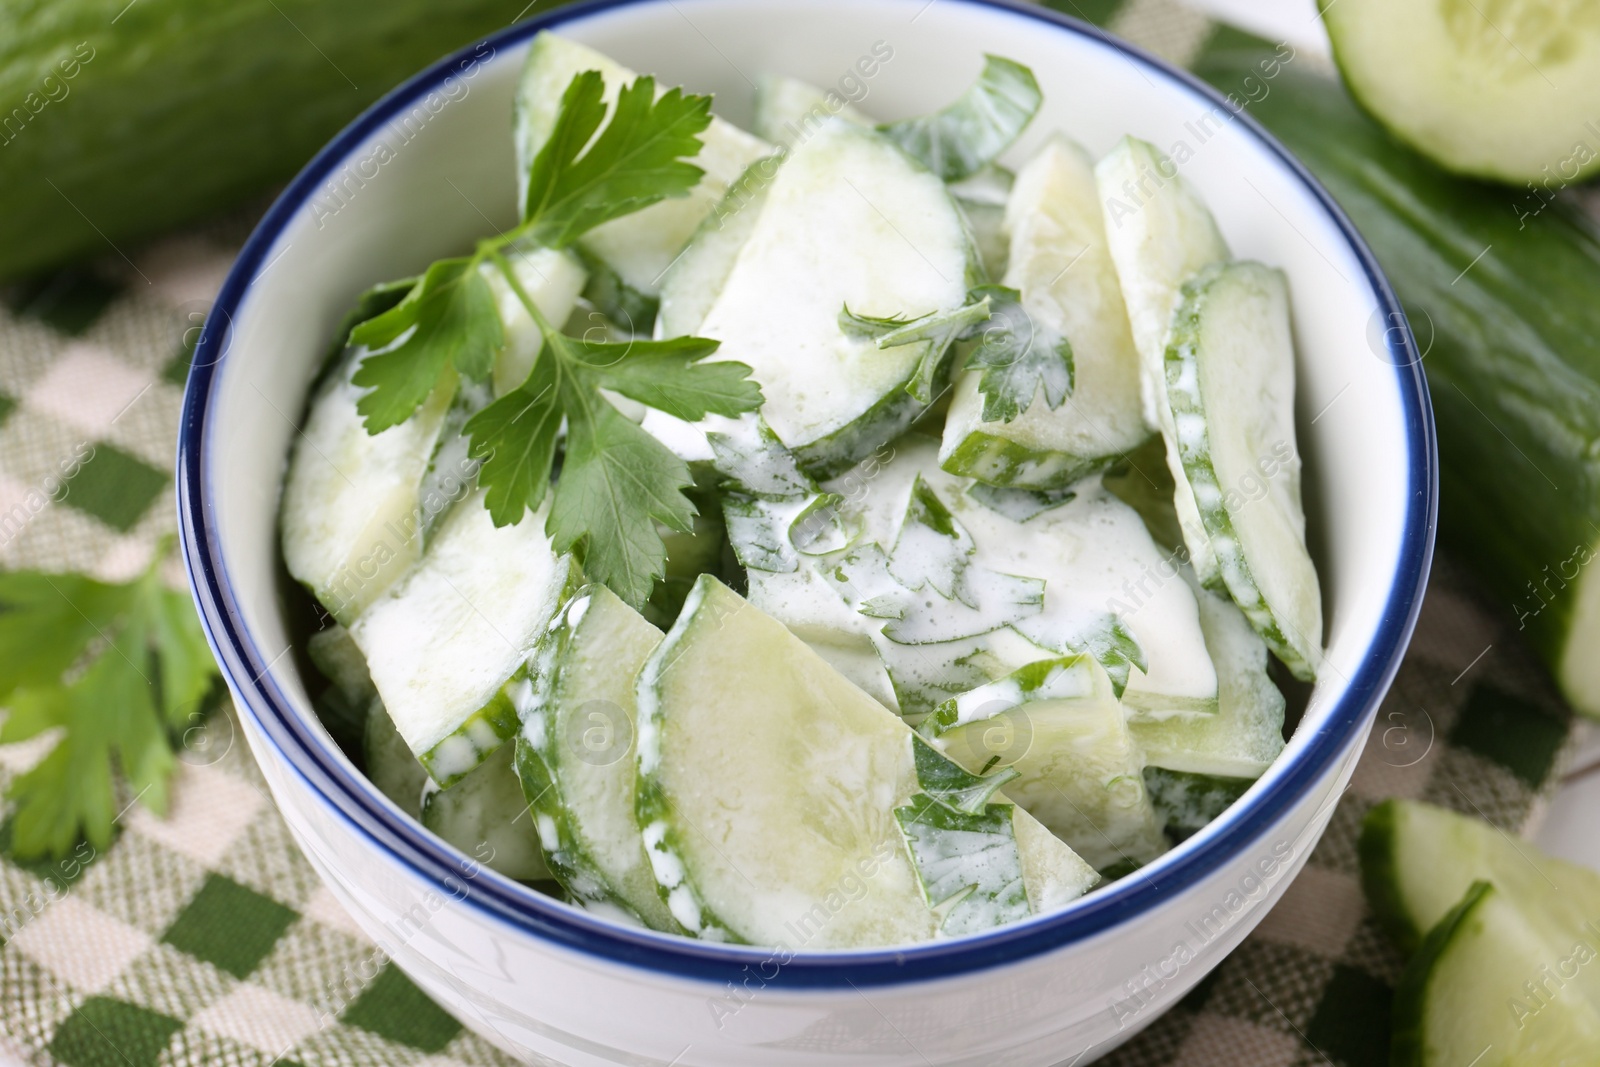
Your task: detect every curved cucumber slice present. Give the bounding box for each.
[1165,261,1322,679]
[930,656,1168,872]
[942,137,1149,489]
[653,158,780,343]
[1392,881,1600,1067]
[1321,0,1600,186]
[1360,799,1600,958]
[350,491,579,786]
[514,33,772,297]
[421,739,549,882]
[694,120,976,475]
[1129,580,1285,779]
[363,698,428,821]
[1096,137,1229,584]
[515,586,680,931]
[753,74,870,148]
[636,576,1095,946]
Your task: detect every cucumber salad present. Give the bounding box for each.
[281,34,1323,948]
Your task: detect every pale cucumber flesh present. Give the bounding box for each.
[422,739,549,882]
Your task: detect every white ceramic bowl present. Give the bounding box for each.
[178,2,1436,1063]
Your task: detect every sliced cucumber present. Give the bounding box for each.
[753,74,870,148]
[1321,0,1600,186]
[514,33,772,298]
[281,247,584,623]
[1096,137,1229,584]
[1165,261,1322,679]
[652,157,779,342]
[942,137,1149,489]
[422,739,549,882]
[363,698,428,821]
[693,120,977,477]
[281,347,454,624]
[1129,581,1286,779]
[635,576,1096,946]
[877,54,1041,183]
[930,656,1168,872]
[1392,881,1600,1067]
[515,586,680,931]
[349,491,579,786]
[1360,799,1600,958]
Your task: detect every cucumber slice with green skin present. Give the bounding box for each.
[1129,580,1285,779]
[1360,799,1600,959]
[635,576,1096,946]
[363,699,428,821]
[692,120,977,473]
[1320,0,1600,186]
[515,586,681,931]
[1096,137,1229,585]
[1391,881,1600,1067]
[421,739,549,882]
[1164,261,1322,680]
[930,656,1169,872]
[350,491,580,786]
[943,138,1150,490]
[753,74,871,148]
[1142,767,1253,843]
[513,33,772,298]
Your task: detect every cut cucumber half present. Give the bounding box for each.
[363,698,428,821]
[422,739,549,882]
[1321,0,1600,186]
[1392,881,1600,1067]
[349,491,579,786]
[1129,580,1285,779]
[1360,799,1600,958]
[515,586,681,931]
[693,120,977,476]
[1096,137,1229,584]
[753,74,870,148]
[942,136,1150,489]
[1165,261,1322,679]
[514,33,773,298]
[930,656,1168,872]
[635,576,1096,946]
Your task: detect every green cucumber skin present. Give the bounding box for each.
[1388,880,1494,1067]
[1358,797,1425,955]
[0,0,523,281]
[1195,49,1600,712]
[940,429,1122,491]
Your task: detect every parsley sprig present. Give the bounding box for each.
[343,70,763,608]
[0,558,220,860]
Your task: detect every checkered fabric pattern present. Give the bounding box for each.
[0,2,1587,1065]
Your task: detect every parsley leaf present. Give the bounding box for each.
[840,296,993,404]
[348,258,504,432]
[0,564,219,860]
[878,54,1042,182]
[964,285,1075,424]
[465,253,761,608]
[523,71,713,246]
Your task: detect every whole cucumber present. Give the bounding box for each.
[1196,43,1600,718]
[0,0,535,281]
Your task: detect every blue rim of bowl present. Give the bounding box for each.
[178,0,1436,989]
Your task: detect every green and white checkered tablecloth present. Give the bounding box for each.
[0,2,1587,1064]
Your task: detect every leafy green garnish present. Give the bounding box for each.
[909,734,1018,812]
[1016,612,1147,699]
[926,655,1098,737]
[0,562,219,860]
[840,297,993,404]
[464,253,761,609]
[878,55,1042,182]
[966,482,1077,523]
[964,285,1075,424]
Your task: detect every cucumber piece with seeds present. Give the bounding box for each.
[635,576,1096,946]
[1163,260,1322,679]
